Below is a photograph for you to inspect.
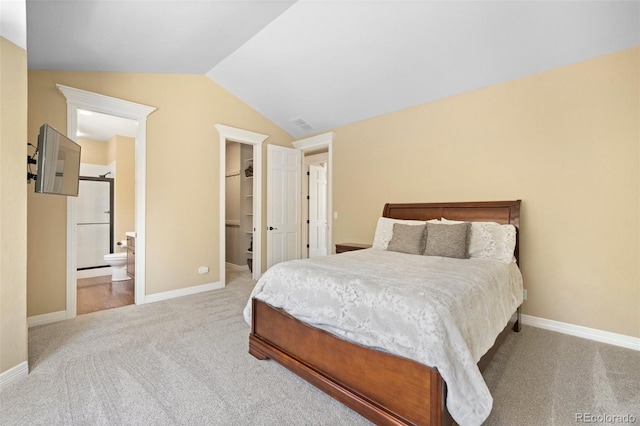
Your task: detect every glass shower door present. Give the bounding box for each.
[77,179,113,269]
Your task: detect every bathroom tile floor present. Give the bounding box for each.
[77,275,134,315]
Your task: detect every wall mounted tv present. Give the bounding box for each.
[33,124,82,196]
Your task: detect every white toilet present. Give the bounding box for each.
[103,252,129,281]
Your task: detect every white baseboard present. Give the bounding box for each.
[27,310,68,328]
[27,283,224,325]
[143,281,223,304]
[226,262,249,271]
[0,361,28,390]
[521,314,640,351]
[77,267,111,279]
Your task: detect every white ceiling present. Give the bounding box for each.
[25,1,640,139]
[77,109,137,142]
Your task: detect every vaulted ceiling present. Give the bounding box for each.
[26,1,640,138]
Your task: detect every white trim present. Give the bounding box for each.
[27,310,68,328]
[521,314,640,351]
[226,262,249,271]
[216,124,268,285]
[292,132,335,151]
[143,282,223,304]
[292,132,335,254]
[0,362,28,390]
[216,124,268,145]
[57,85,155,119]
[58,84,156,320]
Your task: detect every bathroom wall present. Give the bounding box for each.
[111,135,135,244]
[77,137,109,164]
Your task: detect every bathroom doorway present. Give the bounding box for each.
[60,84,156,319]
[74,110,136,315]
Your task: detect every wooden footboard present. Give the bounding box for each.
[250,298,450,425]
[250,299,520,426]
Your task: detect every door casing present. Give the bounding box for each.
[59,84,155,319]
[216,125,267,284]
[293,132,335,257]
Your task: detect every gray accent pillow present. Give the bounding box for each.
[386,223,426,255]
[424,222,470,259]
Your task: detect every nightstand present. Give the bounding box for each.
[335,243,372,254]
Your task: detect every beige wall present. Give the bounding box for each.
[77,137,109,165]
[0,37,29,373]
[27,71,293,315]
[331,47,640,338]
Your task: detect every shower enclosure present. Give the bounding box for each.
[77,177,114,270]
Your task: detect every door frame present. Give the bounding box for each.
[58,84,156,318]
[293,132,335,255]
[216,124,268,284]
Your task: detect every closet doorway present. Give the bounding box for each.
[224,142,254,281]
[216,124,267,286]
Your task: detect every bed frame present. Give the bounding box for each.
[249,200,522,425]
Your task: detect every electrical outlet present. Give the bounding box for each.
[523,289,528,301]
[198,266,209,274]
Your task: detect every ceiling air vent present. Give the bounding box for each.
[291,117,314,132]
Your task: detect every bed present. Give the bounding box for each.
[245,200,522,426]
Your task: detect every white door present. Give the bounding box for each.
[308,164,328,257]
[267,145,301,268]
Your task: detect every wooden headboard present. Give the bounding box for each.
[382,200,521,263]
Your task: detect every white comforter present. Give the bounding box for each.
[243,248,523,426]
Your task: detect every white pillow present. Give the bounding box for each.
[372,217,436,249]
[441,218,517,263]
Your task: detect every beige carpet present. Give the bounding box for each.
[1,270,638,425]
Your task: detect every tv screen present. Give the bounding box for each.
[34,124,82,196]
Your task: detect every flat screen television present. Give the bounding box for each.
[34,124,82,196]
